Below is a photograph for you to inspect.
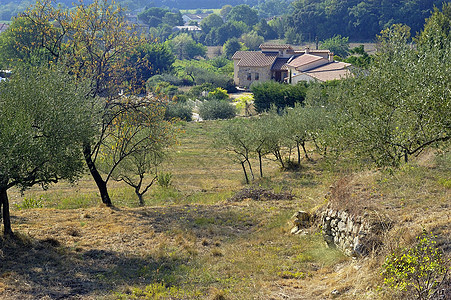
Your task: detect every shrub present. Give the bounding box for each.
[164,101,193,121]
[188,83,214,99]
[14,196,44,210]
[198,100,236,120]
[382,232,449,300]
[208,87,229,100]
[251,81,307,112]
[157,172,173,188]
[146,73,191,90]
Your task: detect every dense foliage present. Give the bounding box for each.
[251,81,308,112]
[0,67,94,234]
[288,0,443,41]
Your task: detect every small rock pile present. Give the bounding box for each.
[290,211,312,235]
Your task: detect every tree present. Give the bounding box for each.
[284,27,302,44]
[382,232,449,300]
[223,38,242,59]
[332,24,451,167]
[227,4,259,27]
[234,94,254,116]
[208,21,247,46]
[138,7,169,27]
[220,5,233,19]
[99,97,175,206]
[344,45,372,68]
[169,33,206,59]
[124,41,175,93]
[216,118,255,184]
[200,13,223,34]
[240,31,264,51]
[320,35,350,58]
[162,11,183,27]
[0,67,94,235]
[19,0,149,206]
[0,15,55,69]
[254,19,277,40]
[198,100,236,120]
[416,2,451,50]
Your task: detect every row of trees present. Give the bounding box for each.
[0,0,177,235]
[216,104,328,183]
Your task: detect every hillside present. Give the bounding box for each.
[1,120,449,299]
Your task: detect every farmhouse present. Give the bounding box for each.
[232,44,351,88]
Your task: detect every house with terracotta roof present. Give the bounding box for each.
[232,44,351,88]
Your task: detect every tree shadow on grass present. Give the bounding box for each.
[125,204,258,241]
[0,233,189,299]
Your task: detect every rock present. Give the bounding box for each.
[290,226,300,234]
[331,289,340,297]
[324,235,334,246]
[352,224,360,235]
[346,220,354,233]
[345,248,355,257]
[338,221,346,232]
[354,242,367,256]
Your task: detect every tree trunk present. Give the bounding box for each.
[241,161,249,184]
[246,159,254,181]
[136,190,145,206]
[0,186,13,236]
[301,141,310,160]
[83,143,112,206]
[296,141,301,165]
[258,151,263,178]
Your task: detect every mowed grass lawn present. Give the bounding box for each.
[2,120,450,299]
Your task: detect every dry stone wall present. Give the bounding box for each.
[291,208,387,257]
[321,209,371,257]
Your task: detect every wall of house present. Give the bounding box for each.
[290,73,317,84]
[236,66,271,88]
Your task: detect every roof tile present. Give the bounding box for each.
[232,51,278,67]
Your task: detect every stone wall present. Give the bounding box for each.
[321,209,371,257]
[291,208,390,257]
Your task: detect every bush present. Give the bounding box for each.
[157,172,173,188]
[251,81,307,112]
[188,83,214,99]
[146,73,191,90]
[198,100,236,120]
[208,87,229,100]
[382,232,449,300]
[14,196,44,210]
[164,101,193,121]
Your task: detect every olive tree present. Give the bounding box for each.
[0,68,94,235]
[333,24,450,167]
[98,98,175,206]
[215,118,256,184]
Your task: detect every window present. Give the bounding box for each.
[255,73,259,80]
[247,73,252,81]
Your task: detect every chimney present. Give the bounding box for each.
[328,52,334,62]
[305,46,310,54]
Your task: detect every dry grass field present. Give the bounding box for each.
[1,120,450,299]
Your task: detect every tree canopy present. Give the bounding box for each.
[0,67,94,235]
